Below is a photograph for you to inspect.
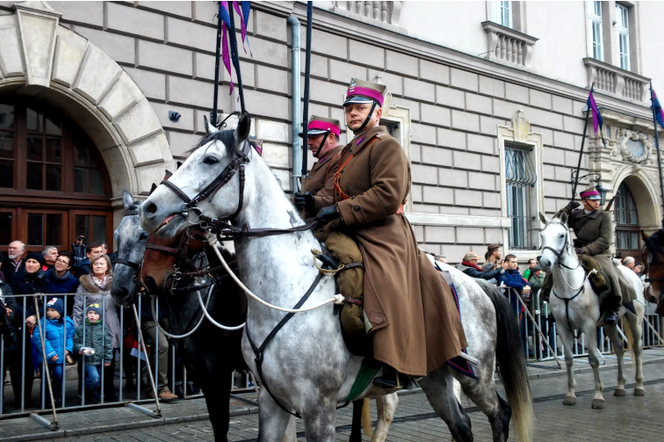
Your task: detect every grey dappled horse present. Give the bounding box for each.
[139,113,534,442]
[539,212,645,408]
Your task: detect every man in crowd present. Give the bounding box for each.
[3,240,25,286]
[76,242,105,277]
[456,252,504,281]
[293,116,343,219]
[41,246,58,271]
[523,258,538,281]
[72,235,86,270]
[499,254,531,312]
[482,243,502,272]
[622,256,635,270]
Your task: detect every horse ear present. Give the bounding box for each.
[204,115,216,135]
[559,211,568,225]
[164,170,172,180]
[122,190,134,209]
[539,212,549,225]
[149,183,157,195]
[176,161,183,169]
[641,229,650,242]
[235,112,251,146]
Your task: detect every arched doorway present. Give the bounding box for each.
[614,182,640,262]
[0,96,113,252]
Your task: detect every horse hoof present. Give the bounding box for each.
[563,395,576,406]
[591,399,605,409]
[634,388,646,396]
[614,388,626,397]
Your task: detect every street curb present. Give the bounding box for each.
[3,355,663,441]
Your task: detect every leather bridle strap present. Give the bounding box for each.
[199,214,319,238]
[113,257,141,271]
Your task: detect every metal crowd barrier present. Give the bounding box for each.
[504,286,664,366]
[1,292,253,420]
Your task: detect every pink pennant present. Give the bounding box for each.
[222,22,233,95]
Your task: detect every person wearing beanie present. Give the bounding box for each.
[12,251,51,333]
[73,303,113,404]
[32,297,75,407]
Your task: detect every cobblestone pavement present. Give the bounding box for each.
[3,354,664,441]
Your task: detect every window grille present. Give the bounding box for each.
[616,4,630,70]
[615,183,639,252]
[588,1,604,61]
[491,1,512,28]
[505,144,537,250]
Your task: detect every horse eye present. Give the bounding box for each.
[559,234,565,238]
[203,156,219,165]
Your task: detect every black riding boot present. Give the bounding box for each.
[373,366,412,390]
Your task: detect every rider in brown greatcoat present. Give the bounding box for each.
[294,116,343,218]
[314,79,467,387]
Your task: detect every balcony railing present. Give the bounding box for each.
[481,21,538,68]
[331,1,403,29]
[583,58,649,102]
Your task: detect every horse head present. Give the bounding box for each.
[111,190,150,307]
[141,112,252,237]
[538,211,571,271]
[641,228,664,305]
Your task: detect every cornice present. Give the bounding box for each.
[256,2,654,121]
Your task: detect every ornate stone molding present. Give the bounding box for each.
[512,109,530,142]
[583,58,649,103]
[0,1,173,198]
[481,21,538,68]
[615,128,652,164]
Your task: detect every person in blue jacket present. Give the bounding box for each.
[32,297,75,407]
[499,254,531,355]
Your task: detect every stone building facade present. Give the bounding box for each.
[0,1,662,263]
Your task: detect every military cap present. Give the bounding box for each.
[580,187,600,200]
[343,78,386,107]
[299,115,341,138]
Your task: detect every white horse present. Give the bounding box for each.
[140,113,534,442]
[539,212,645,408]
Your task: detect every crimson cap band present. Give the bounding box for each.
[580,187,601,200]
[298,115,341,138]
[343,78,386,107]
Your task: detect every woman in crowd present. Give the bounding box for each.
[46,251,79,314]
[73,254,120,402]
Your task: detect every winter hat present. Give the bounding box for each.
[86,303,102,318]
[46,297,64,316]
[26,251,45,266]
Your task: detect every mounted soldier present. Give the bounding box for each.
[293,116,343,218]
[315,78,467,388]
[541,187,636,325]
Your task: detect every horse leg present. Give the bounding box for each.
[371,393,398,442]
[557,327,577,406]
[583,323,604,409]
[301,396,338,442]
[456,374,510,442]
[201,367,232,442]
[604,324,627,397]
[419,367,473,442]
[622,311,645,395]
[257,390,295,442]
[349,400,363,442]
[282,416,296,442]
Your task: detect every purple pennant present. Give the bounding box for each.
[219,2,233,95]
[586,89,603,137]
[233,2,252,56]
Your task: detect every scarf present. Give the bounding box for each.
[462,260,483,271]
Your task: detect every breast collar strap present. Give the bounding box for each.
[160,141,250,220]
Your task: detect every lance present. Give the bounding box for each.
[228,2,246,113]
[301,2,313,179]
[571,84,594,202]
[650,80,664,225]
[210,1,224,126]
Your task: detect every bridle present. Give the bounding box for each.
[542,222,580,272]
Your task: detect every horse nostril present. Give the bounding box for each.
[144,276,159,294]
[144,201,157,216]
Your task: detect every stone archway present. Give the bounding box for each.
[611,166,662,234]
[0,1,173,212]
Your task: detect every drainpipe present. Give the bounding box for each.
[288,14,302,193]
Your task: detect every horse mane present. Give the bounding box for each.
[184,129,236,157]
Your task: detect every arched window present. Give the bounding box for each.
[614,182,639,262]
[0,96,113,252]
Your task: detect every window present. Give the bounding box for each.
[491,1,512,28]
[505,144,538,250]
[616,4,630,70]
[614,183,640,259]
[588,1,604,61]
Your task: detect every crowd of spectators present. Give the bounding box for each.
[1,237,176,413]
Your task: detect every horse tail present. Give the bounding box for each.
[361,398,373,438]
[477,280,535,442]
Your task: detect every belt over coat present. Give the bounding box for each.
[329,125,467,377]
[303,145,343,218]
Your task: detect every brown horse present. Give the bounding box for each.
[641,229,664,316]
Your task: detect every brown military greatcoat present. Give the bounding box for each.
[303,145,343,217]
[569,209,636,304]
[330,125,466,377]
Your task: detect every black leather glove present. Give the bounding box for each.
[316,204,340,227]
[575,248,585,255]
[294,191,314,211]
[565,201,581,212]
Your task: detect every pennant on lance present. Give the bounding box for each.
[233,1,253,56]
[586,88,603,137]
[219,1,233,94]
[651,88,664,129]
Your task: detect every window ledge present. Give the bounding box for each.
[583,58,649,102]
[481,21,538,68]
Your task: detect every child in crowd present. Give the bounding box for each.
[32,297,75,407]
[74,303,112,404]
